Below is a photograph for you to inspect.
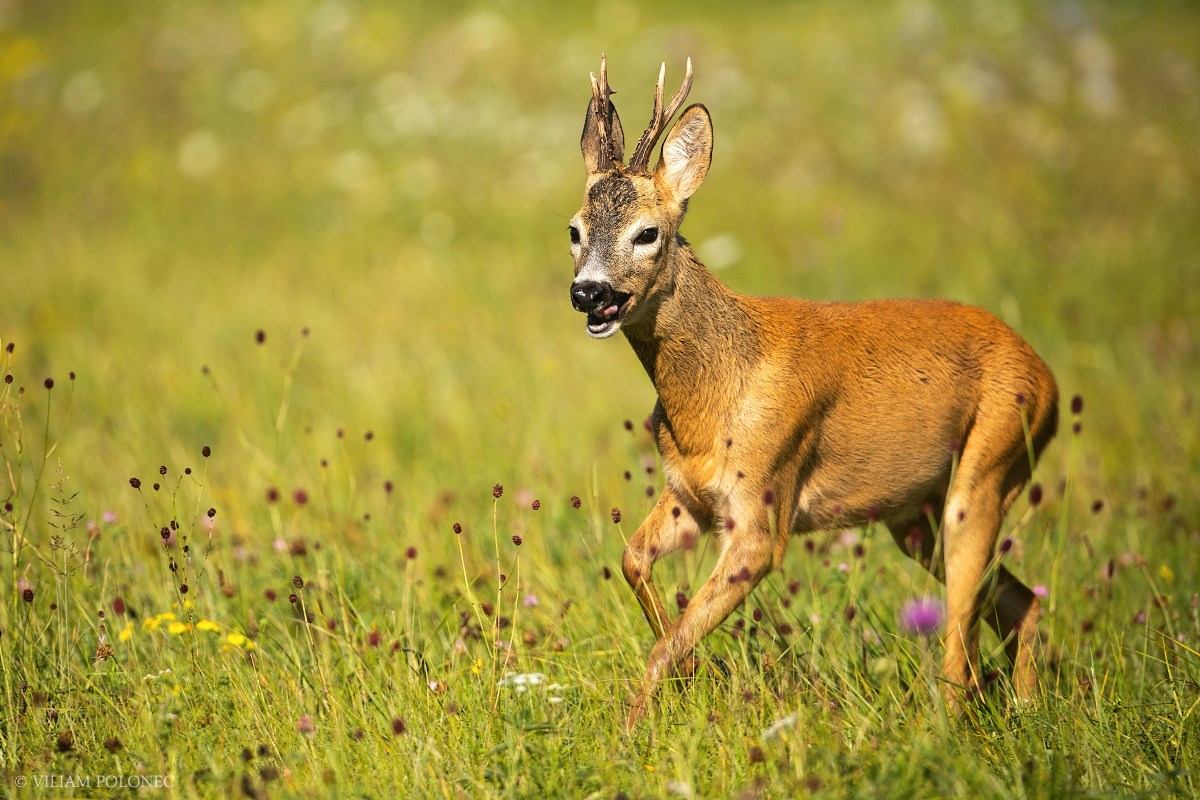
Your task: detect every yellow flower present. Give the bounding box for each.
[471,658,483,676]
[226,632,246,647]
[167,621,191,635]
[143,616,162,631]
[1160,564,1175,584]
[118,622,134,642]
[196,619,221,633]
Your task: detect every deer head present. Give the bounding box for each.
[569,55,713,338]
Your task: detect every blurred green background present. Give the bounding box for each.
[3,0,1198,511]
[2,2,1199,795]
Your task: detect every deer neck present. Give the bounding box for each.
[625,242,760,435]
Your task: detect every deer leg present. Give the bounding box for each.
[889,514,1041,698]
[982,565,1041,698]
[626,521,772,729]
[621,487,703,640]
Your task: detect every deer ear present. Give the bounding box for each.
[655,104,712,201]
[581,98,625,174]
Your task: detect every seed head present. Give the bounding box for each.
[1071,395,1084,415]
[293,488,308,505]
[391,717,407,736]
[44,378,54,389]
[207,507,216,518]
[129,477,141,489]
[202,445,212,457]
[112,597,126,615]
[452,522,462,534]
[570,495,581,509]
[611,507,622,524]
[1029,483,1043,507]
[22,588,34,603]
[255,329,266,344]
[159,465,167,476]
[531,499,540,511]
[492,484,503,499]
[405,546,418,559]
[511,535,522,546]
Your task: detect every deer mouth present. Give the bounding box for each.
[586,292,633,338]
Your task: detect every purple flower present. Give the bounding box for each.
[102,510,118,524]
[899,597,945,637]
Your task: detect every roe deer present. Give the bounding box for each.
[567,56,1058,729]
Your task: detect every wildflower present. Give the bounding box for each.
[297,715,315,736]
[1160,564,1175,584]
[570,496,581,509]
[523,594,538,608]
[899,597,945,637]
[531,499,540,511]
[492,484,503,499]
[202,445,212,457]
[405,546,418,559]
[1032,584,1049,598]
[293,575,304,589]
[512,535,522,546]
[167,621,191,635]
[102,510,118,524]
[391,717,407,735]
[497,672,547,692]
[118,621,134,642]
[255,329,266,344]
[1029,484,1043,506]
[611,507,622,524]
[196,619,221,632]
[129,477,141,489]
[225,632,248,648]
[293,489,308,505]
[1071,395,1083,414]
[44,378,54,390]
[452,522,462,534]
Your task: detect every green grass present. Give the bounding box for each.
[2,1,1198,797]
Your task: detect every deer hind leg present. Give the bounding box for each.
[889,509,1041,701]
[626,521,773,729]
[938,403,1045,709]
[621,487,703,641]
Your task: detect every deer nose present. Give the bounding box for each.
[571,280,610,313]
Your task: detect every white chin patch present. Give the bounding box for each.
[586,320,622,339]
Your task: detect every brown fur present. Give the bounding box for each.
[569,60,1058,729]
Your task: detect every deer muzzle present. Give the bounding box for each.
[570,280,632,339]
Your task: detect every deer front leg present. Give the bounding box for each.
[626,520,773,730]
[621,487,702,640]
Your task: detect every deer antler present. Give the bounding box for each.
[627,58,693,173]
[589,53,622,171]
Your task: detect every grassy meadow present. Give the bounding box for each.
[2,0,1199,797]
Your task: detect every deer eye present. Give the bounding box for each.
[568,225,581,245]
[634,227,658,246]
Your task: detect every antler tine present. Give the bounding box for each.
[629,57,694,173]
[589,53,620,170]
